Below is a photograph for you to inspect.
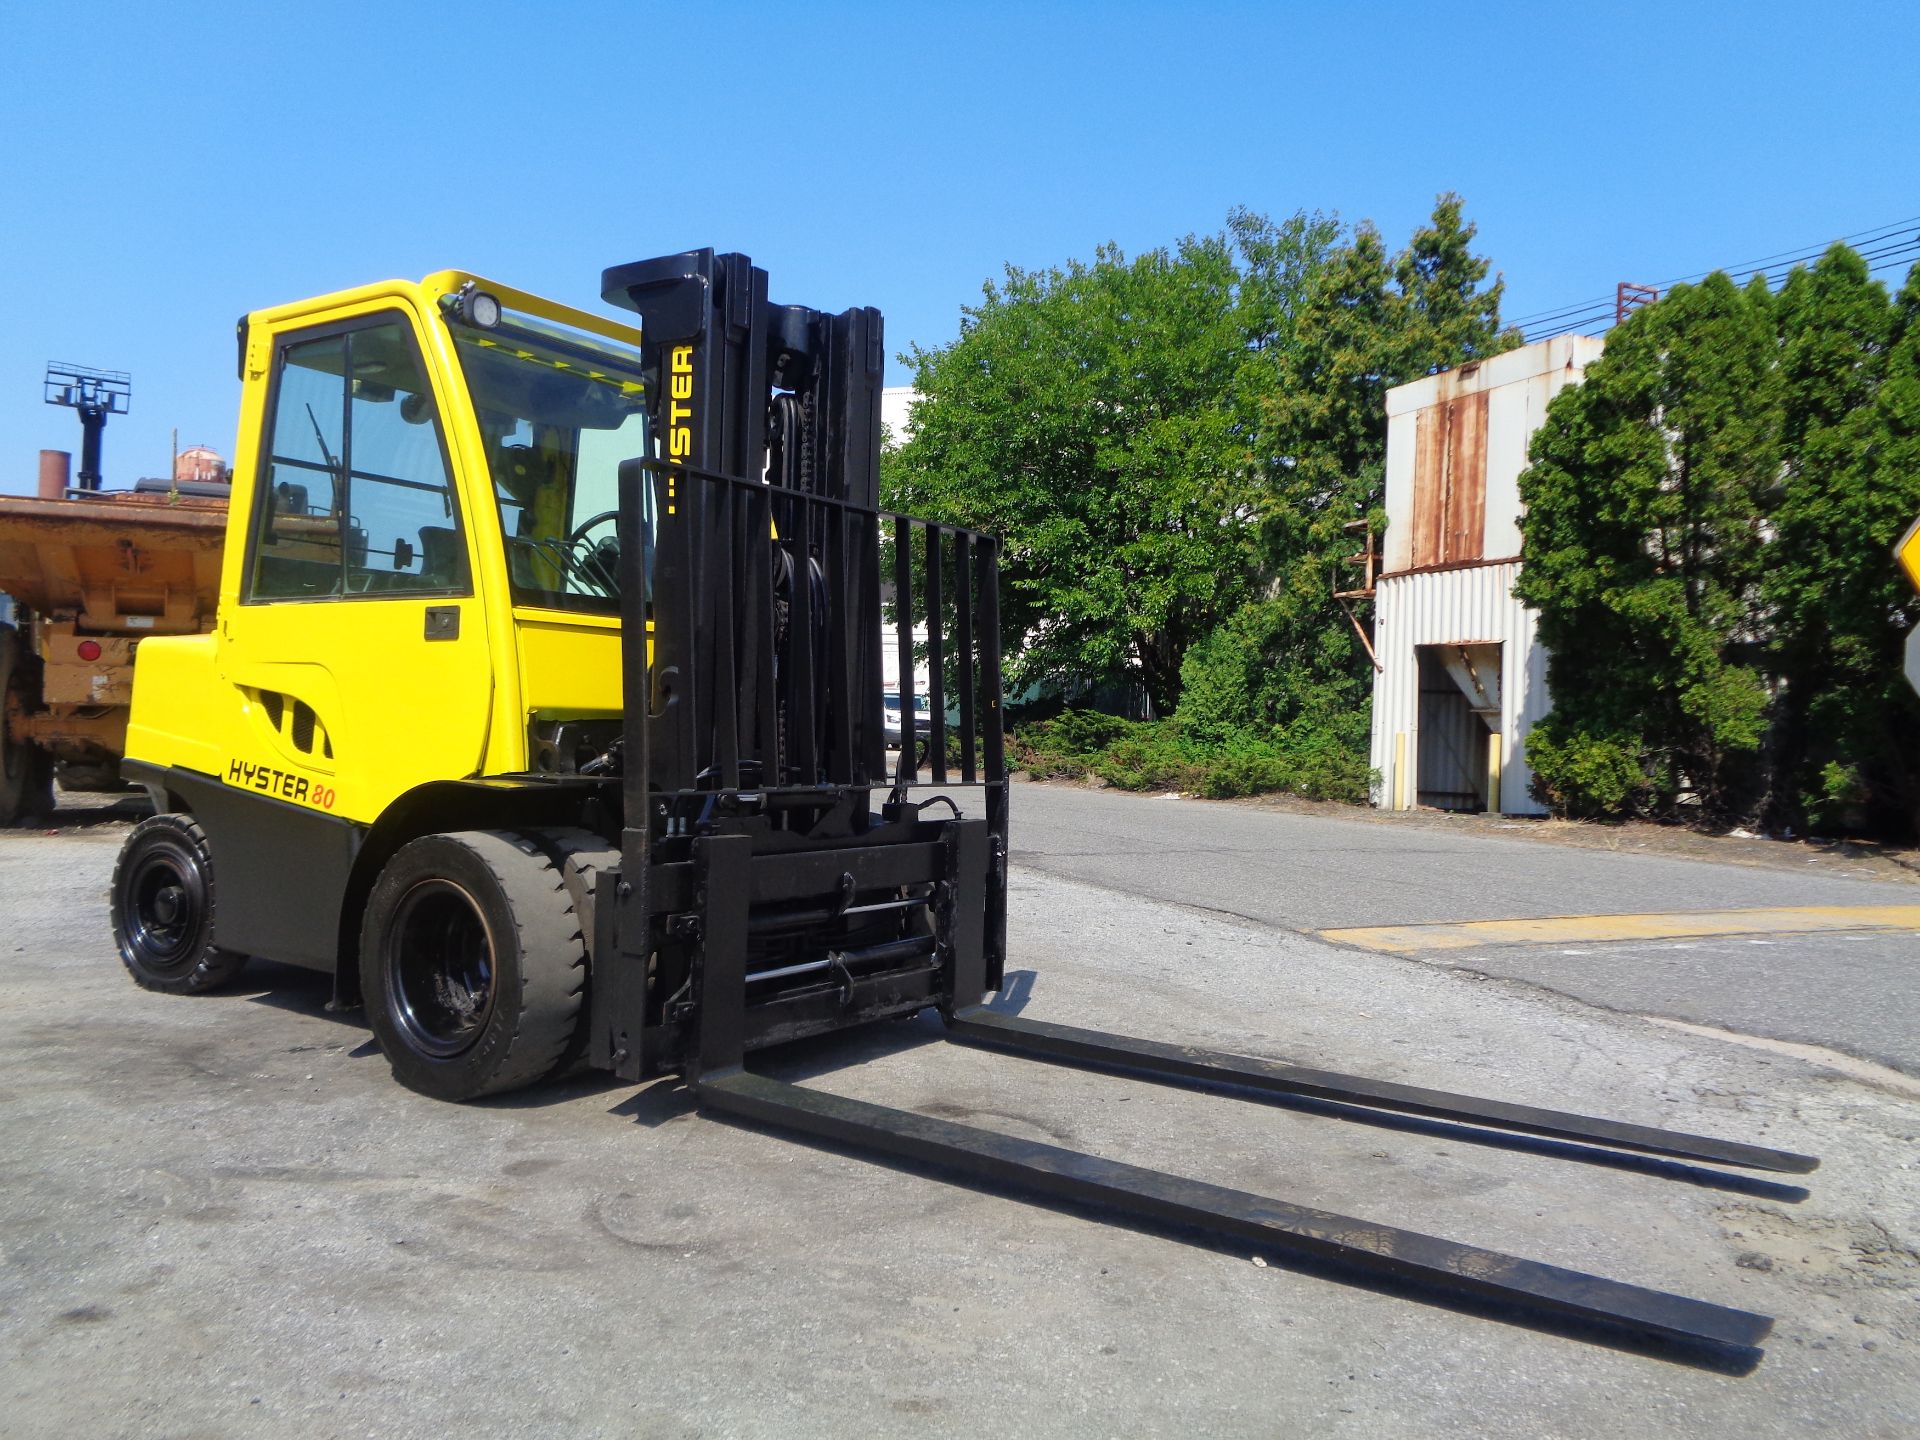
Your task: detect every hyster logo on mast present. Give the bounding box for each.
[665,344,694,517]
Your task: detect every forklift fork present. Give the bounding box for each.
[692,1067,1774,1353]
[681,869,1803,1356]
[944,1009,1817,1176]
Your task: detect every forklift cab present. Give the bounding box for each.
[123,274,659,966]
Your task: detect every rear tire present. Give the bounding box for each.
[359,830,588,1101]
[0,625,55,827]
[57,759,130,794]
[110,813,249,993]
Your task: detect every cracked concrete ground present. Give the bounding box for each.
[1,789,1916,1438]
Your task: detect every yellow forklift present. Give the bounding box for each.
[110,250,1814,1359]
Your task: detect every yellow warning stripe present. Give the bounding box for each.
[1320,906,1920,955]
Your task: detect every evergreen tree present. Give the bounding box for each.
[1763,245,1911,831]
[1872,265,1920,834]
[1395,193,1515,376]
[1516,273,1780,820]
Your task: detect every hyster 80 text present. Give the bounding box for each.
[226,758,335,810]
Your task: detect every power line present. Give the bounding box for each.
[1505,292,1618,331]
[1515,221,1920,342]
[1657,214,1920,290]
[1506,213,1920,333]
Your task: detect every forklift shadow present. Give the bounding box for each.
[238,960,362,1030]
[236,960,388,1064]
[229,961,1042,1118]
[604,970,1042,1129]
[234,962,1801,1204]
[49,792,154,828]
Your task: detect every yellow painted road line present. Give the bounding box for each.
[1320,906,1920,955]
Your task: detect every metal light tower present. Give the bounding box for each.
[43,362,132,492]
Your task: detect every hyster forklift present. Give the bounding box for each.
[111,250,1815,1360]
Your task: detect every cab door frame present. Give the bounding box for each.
[198,295,506,967]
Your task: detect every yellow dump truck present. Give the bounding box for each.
[0,481,226,821]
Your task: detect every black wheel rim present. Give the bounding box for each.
[385,879,497,1059]
[124,843,207,974]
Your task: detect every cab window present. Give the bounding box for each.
[452,319,651,614]
[247,318,467,601]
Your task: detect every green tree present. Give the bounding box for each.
[1758,247,1912,829]
[1185,195,1516,749]
[888,196,1513,745]
[1395,193,1516,375]
[1516,273,1781,820]
[1876,266,1920,833]
[886,231,1273,712]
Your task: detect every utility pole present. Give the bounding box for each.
[1615,282,1659,325]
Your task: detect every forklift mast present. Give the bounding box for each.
[589,249,1008,1083]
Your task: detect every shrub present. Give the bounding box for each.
[1009,709,1371,804]
[1523,717,1655,819]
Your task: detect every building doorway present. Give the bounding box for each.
[1414,643,1502,812]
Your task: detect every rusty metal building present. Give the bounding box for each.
[1368,335,1604,815]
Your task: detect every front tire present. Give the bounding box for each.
[359,830,588,1101]
[110,813,249,993]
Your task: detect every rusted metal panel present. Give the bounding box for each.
[1409,389,1489,568]
[1412,407,1445,567]
[1384,335,1605,574]
[1446,391,1488,563]
[1411,390,1489,568]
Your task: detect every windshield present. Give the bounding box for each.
[451,311,652,613]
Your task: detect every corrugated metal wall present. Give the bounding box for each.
[1368,560,1552,815]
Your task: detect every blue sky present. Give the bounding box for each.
[1,1,1915,492]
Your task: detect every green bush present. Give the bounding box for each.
[1010,709,1370,803]
[1523,718,1655,818]
[1805,760,1869,833]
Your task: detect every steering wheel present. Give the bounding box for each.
[560,511,622,598]
[569,510,619,548]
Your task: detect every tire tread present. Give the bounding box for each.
[110,812,248,994]
[360,828,596,1100]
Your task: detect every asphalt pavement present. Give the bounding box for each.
[1013,784,1920,1077]
[1009,783,1912,929]
[0,786,1916,1438]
